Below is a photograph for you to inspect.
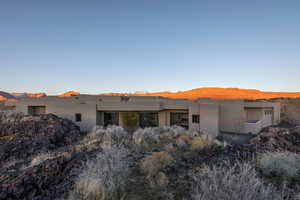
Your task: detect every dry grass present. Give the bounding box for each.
[69,178,105,200]
[141,151,174,188]
[68,145,130,200]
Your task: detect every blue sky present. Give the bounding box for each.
[1,0,299,95]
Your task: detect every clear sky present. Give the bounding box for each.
[1,0,299,95]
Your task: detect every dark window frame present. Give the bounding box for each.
[170,112,189,129]
[75,113,82,122]
[192,114,200,124]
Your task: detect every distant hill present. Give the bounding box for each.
[12,92,47,98]
[3,88,300,100]
[0,91,17,101]
[58,91,80,97]
[99,88,300,100]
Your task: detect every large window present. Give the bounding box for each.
[139,112,158,128]
[192,115,200,124]
[170,112,189,129]
[104,112,119,127]
[28,106,46,116]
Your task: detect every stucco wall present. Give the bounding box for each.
[199,104,219,138]
[14,96,97,132]
[0,102,5,110]
[218,100,245,133]
[246,108,263,121]
[159,111,167,126]
[273,103,281,124]
[188,103,200,131]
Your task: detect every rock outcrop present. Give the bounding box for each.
[0,113,81,163]
[250,126,300,152]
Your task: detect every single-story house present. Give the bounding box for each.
[5,95,280,137]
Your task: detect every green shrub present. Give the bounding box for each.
[120,112,139,128]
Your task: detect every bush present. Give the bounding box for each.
[69,145,130,200]
[176,135,193,149]
[133,126,204,152]
[258,151,300,182]
[83,126,131,149]
[120,112,139,128]
[69,178,105,200]
[190,137,213,151]
[189,162,284,200]
[141,151,174,187]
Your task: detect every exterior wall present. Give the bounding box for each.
[7,95,280,136]
[245,108,263,121]
[45,99,96,132]
[218,100,245,133]
[97,96,162,111]
[244,101,281,124]
[273,103,281,124]
[199,104,219,138]
[159,111,168,126]
[242,101,281,134]
[188,102,219,137]
[13,96,97,132]
[0,101,5,110]
[189,103,201,131]
[243,121,263,134]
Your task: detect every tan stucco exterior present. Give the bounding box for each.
[5,95,281,136]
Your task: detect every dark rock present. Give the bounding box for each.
[0,114,81,163]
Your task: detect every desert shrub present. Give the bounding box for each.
[69,145,130,200]
[82,126,131,150]
[0,111,23,123]
[69,178,105,200]
[190,137,213,151]
[258,151,300,182]
[133,126,204,152]
[176,135,193,149]
[141,151,174,188]
[189,162,284,200]
[120,112,139,128]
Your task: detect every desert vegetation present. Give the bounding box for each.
[189,162,285,200]
[0,113,300,200]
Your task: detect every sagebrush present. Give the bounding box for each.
[258,151,300,182]
[69,145,130,200]
[189,162,284,200]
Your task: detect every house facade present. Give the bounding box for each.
[5,95,281,137]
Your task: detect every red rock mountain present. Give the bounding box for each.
[100,88,300,100]
[12,92,47,98]
[0,91,17,101]
[59,91,80,97]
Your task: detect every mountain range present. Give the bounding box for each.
[1,88,300,101]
